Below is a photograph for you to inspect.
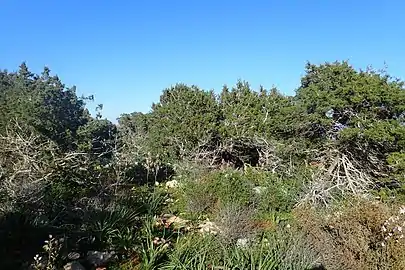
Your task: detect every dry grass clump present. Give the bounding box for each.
[214,203,258,246]
[294,199,405,270]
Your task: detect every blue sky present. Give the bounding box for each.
[1,1,404,121]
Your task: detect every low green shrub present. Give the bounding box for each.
[174,169,255,219]
[174,167,305,222]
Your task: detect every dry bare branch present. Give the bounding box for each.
[0,121,97,210]
[299,148,374,207]
[190,136,283,172]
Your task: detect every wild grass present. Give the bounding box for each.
[161,228,319,270]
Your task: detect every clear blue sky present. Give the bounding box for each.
[1,1,404,122]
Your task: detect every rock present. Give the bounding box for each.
[165,180,179,189]
[236,238,249,248]
[198,220,221,235]
[86,251,115,266]
[165,198,174,203]
[157,214,191,230]
[253,186,267,194]
[67,252,81,260]
[166,215,190,227]
[64,261,86,270]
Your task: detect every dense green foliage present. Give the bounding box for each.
[147,84,222,161]
[0,64,94,150]
[2,61,405,269]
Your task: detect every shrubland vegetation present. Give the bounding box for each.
[1,61,405,269]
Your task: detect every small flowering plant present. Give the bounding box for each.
[32,234,63,270]
[381,206,405,246]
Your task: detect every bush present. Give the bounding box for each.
[175,166,305,219]
[175,169,255,218]
[243,167,305,213]
[295,199,405,269]
[214,203,258,246]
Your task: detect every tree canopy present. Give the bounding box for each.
[0,63,92,150]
